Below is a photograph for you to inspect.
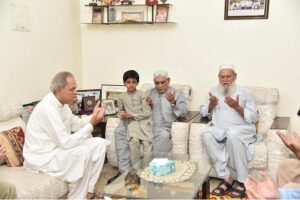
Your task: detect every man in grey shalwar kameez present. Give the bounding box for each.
[200,65,258,198]
[108,70,188,183]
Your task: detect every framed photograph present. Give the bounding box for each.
[155,5,169,22]
[224,0,269,20]
[121,12,144,23]
[101,84,127,110]
[76,89,101,114]
[92,7,103,23]
[102,99,116,115]
[82,96,96,114]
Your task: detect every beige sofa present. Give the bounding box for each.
[105,83,199,167]
[0,98,68,199]
[188,87,290,181]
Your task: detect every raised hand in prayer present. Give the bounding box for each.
[165,92,176,104]
[245,171,279,199]
[208,92,218,113]
[146,96,153,108]
[276,131,300,159]
[224,95,244,117]
[90,101,106,127]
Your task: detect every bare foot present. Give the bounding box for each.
[86,192,94,200]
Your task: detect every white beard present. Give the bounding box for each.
[218,82,237,96]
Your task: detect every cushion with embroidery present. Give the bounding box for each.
[0,127,25,167]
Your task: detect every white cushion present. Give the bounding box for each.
[0,98,23,122]
[0,166,68,199]
[105,117,120,167]
[0,117,26,132]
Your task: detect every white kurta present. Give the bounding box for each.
[23,93,110,199]
[200,85,258,182]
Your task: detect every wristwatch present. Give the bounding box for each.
[171,101,176,107]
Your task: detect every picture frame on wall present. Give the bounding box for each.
[155,5,169,22]
[224,0,269,20]
[92,7,103,23]
[102,99,116,115]
[101,84,127,111]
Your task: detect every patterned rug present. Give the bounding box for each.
[94,163,118,195]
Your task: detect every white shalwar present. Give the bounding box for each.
[200,85,258,182]
[23,93,110,199]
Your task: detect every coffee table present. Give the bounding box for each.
[100,154,212,199]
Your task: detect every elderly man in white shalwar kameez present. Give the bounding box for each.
[23,71,110,199]
[200,65,258,198]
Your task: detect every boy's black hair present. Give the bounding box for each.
[123,70,139,83]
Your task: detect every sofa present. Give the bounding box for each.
[0,98,68,199]
[188,86,290,181]
[105,83,199,167]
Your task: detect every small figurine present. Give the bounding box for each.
[160,0,167,4]
[146,0,158,5]
[88,0,98,6]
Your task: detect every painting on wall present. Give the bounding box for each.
[224,0,269,20]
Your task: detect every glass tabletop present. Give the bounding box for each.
[101,154,212,199]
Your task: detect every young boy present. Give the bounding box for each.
[117,70,153,169]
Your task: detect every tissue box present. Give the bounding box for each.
[149,158,175,176]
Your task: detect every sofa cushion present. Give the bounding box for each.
[0,98,23,122]
[0,166,68,199]
[0,117,26,132]
[248,140,268,169]
[0,127,25,167]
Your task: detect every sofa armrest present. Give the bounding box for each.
[171,111,200,155]
[267,116,290,181]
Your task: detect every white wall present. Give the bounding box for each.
[0,0,82,103]
[81,0,300,133]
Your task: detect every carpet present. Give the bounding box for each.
[94,163,118,195]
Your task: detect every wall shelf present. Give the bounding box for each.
[81,3,175,25]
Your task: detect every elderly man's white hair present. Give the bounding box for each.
[219,64,235,72]
[50,71,74,93]
[153,70,169,79]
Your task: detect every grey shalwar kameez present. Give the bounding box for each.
[117,90,153,168]
[147,87,188,157]
[200,85,258,182]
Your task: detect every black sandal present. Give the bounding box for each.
[229,181,246,198]
[212,180,234,196]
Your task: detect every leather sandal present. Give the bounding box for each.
[229,181,246,198]
[212,180,234,196]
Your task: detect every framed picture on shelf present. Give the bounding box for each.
[77,89,101,114]
[155,5,169,22]
[81,96,96,114]
[92,7,103,23]
[224,0,269,20]
[102,99,116,115]
[121,12,144,23]
[101,84,127,110]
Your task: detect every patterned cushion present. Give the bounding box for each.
[0,127,25,167]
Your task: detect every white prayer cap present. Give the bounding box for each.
[219,64,235,72]
[153,70,169,78]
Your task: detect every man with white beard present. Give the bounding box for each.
[200,65,258,198]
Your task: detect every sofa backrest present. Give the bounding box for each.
[0,98,26,132]
[248,87,279,134]
[139,83,192,109]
